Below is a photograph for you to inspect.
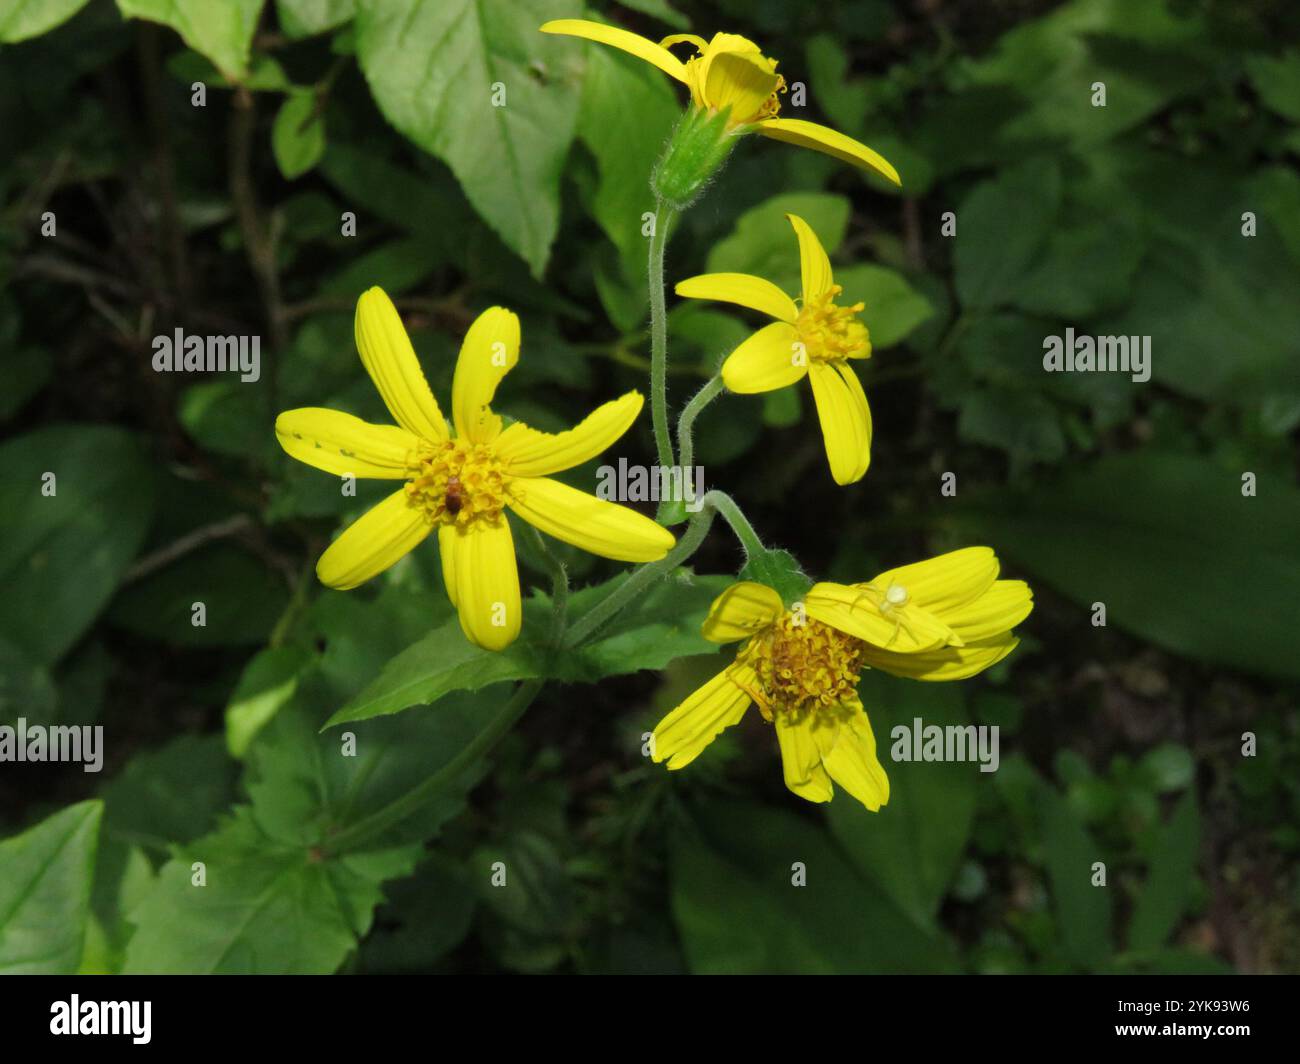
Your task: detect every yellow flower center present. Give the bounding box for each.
[405,439,508,528]
[744,612,865,720]
[795,284,870,362]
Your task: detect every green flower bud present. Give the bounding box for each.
[650,106,738,212]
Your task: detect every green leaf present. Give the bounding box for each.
[954,158,1061,310]
[0,0,92,42]
[1039,785,1111,969]
[737,548,810,606]
[1246,48,1300,123]
[122,806,420,974]
[956,451,1300,681]
[706,192,850,294]
[275,0,354,39]
[834,263,934,348]
[225,645,313,757]
[0,426,156,666]
[116,0,266,80]
[354,0,584,276]
[0,801,102,974]
[1128,791,1199,951]
[670,797,957,973]
[108,542,289,648]
[326,570,729,727]
[355,852,476,971]
[271,91,326,179]
[826,678,976,928]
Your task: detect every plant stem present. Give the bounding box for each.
[706,489,765,561]
[676,373,724,471]
[522,523,569,647]
[564,501,718,648]
[648,200,678,475]
[323,679,543,855]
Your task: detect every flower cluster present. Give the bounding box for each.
[273,18,1033,813]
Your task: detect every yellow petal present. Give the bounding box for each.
[700,580,784,644]
[808,360,872,485]
[316,488,431,590]
[785,213,834,302]
[451,519,521,651]
[675,272,798,322]
[775,713,834,802]
[494,392,643,477]
[943,580,1033,642]
[702,48,779,125]
[275,408,419,479]
[805,581,958,652]
[541,19,687,83]
[862,635,1020,682]
[816,708,889,811]
[720,321,806,394]
[451,306,520,444]
[354,287,447,442]
[659,33,707,51]
[652,663,754,769]
[507,476,674,563]
[758,118,901,186]
[437,524,459,608]
[867,547,999,616]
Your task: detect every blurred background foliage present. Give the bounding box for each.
[0,0,1297,974]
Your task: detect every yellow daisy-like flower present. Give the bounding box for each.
[540,20,899,185]
[651,548,1031,809]
[677,213,874,485]
[275,287,675,651]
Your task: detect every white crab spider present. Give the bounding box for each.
[849,581,917,647]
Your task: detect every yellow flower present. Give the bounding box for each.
[540,20,899,185]
[275,287,675,651]
[650,548,1032,809]
[676,213,874,485]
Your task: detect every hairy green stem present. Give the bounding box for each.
[676,373,724,472]
[705,489,766,562]
[323,678,544,855]
[648,200,678,477]
[564,501,718,648]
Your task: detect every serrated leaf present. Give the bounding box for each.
[0,801,102,974]
[354,0,584,276]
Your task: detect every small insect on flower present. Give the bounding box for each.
[274,287,676,651]
[651,548,1033,809]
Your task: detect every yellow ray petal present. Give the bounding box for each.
[758,118,901,186]
[675,272,798,322]
[805,581,958,652]
[659,33,707,51]
[316,488,431,590]
[652,663,754,769]
[816,708,889,811]
[867,547,999,616]
[437,524,459,608]
[494,392,643,477]
[275,408,419,479]
[862,635,1020,682]
[775,713,834,802]
[700,580,784,644]
[354,287,447,442]
[785,213,834,302]
[943,580,1033,642]
[507,476,674,563]
[720,321,806,394]
[541,19,687,83]
[451,306,520,444]
[808,360,872,485]
[702,48,779,126]
[451,519,521,651]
